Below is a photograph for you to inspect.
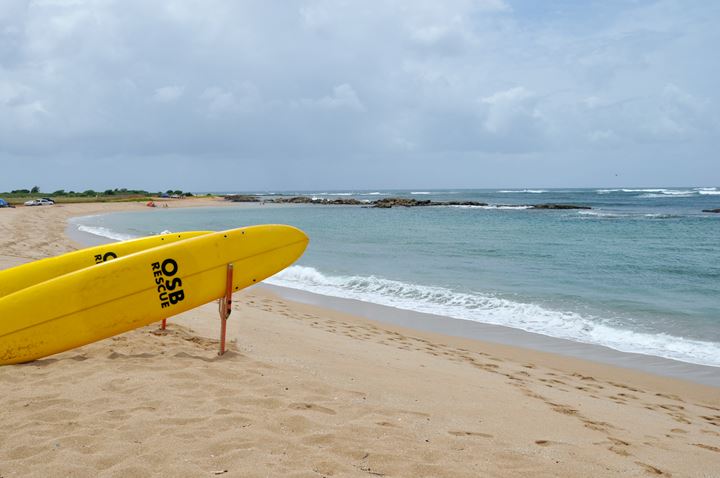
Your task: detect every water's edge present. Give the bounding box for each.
[66,219,720,387]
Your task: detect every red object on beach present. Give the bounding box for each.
[146,201,155,207]
[158,264,233,350]
[218,264,234,355]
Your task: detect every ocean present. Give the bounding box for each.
[70,188,720,368]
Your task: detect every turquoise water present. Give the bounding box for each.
[71,188,720,366]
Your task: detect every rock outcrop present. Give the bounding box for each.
[530,204,592,210]
[530,204,592,209]
[273,196,365,205]
[372,198,489,208]
[221,195,592,210]
[224,194,259,202]
[702,208,720,213]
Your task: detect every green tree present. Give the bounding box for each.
[31,186,40,194]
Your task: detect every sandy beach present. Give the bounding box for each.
[1,201,719,477]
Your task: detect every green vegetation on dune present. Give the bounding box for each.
[0,187,197,205]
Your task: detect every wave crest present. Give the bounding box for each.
[267,266,720,367]
[77,225,138,241]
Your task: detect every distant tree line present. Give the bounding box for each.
[1,187,193,197]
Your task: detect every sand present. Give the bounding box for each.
[0,201,718,477]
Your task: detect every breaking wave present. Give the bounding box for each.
[76,225,138,242]
[267,266,720,367]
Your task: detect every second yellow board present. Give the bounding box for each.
[0,225,308,365]
[0,231,211,298]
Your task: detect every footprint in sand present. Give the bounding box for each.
[288,403,337,415]
[692,443,720,453]
[448,431,493,438]
[375,421,399,428]
[634,461,667,476]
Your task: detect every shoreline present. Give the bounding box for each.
[2,200,719,477]
[66,205,720,387]
[264,284,720,388]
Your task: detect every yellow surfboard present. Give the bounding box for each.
[0,231,211,298]
[0,225,308,365]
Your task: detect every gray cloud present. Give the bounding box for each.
[0,0,718,191]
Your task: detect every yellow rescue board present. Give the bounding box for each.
[0,225,308,365]
[0,231,211,298]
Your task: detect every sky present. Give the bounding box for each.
[1,0,718,192]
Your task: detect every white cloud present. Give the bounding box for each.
[0,0,719,189]
[298,84,366,112]
[153,85,184,103]
[480,87,540,134]
[588,129,619,144]
[199,83,260,116]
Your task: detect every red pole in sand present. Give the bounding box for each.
[219,264,234,355]
[161,319,167,330]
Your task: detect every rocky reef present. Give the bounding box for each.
[529,203,592,210]
[702,208,720,213]
[371,198,489,208]
[224,194,260,202]
[224,195,592,210]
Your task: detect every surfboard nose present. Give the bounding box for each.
[285,225,309,247]
[278,224,309,259]
[234,224,309,264]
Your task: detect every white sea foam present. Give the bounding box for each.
[643,214,679,219]
[411,191,431,195]
[363,192,386,196]
[598,188,698,195]
[577,210,624,218]
[639,193,694,198]
[498,189,547,193]
[267,266,720,367]
[309,192,354,196]
[577,211,681,220]
[698,190,720,195]
[77,225,138,241]
[452,205,531,210]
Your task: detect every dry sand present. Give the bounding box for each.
[1,201,718,477]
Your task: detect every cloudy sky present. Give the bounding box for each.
[1,0,718,192]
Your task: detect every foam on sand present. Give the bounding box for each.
[267,265,720,367]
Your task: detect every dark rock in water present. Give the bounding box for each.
[530,203,592,210]
[272,196,365,205]
[222,194,590,210]
[224,194,259,202]
[372,197,488,208]
[444,201,490,207]
[373,198,432,208]
[283,196,316,203]
[702,208,720,213]
[327,198,365,205]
